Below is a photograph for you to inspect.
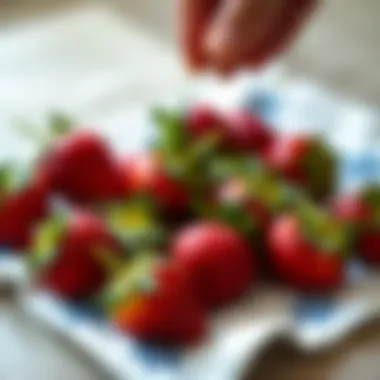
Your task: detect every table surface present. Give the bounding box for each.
[0,1,380,380]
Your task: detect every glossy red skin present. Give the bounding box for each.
[222,111,274,154]
[114,261,206,346]
[0,180,49,250]
[42,211,122,300]
[331,194,371,225]
[171,222,255,309]
[187,106,273,155]
[186,104,224,139]
[264,135,311,186]
[357,230,380,264]
[268,215,344,293]
[125,153,189,217]
[39,130,127,204]
[331,194,380,264]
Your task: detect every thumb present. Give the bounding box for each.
[204,0,282,73]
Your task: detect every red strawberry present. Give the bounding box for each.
[39,130,126,204]
[268,207,347,292]
[186,107,273,155]
[0,174,49,250]
[171,221,255,309]
[110,259,206,346]
[222,110,274,154]
[186,104,224,140]
[263,134,336,201]
[332,187,380,264]
[38,210,123,300]
[124,152,189,217]
[332,193,371,225]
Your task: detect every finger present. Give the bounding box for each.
[204,0,282,74]
[178,0,218,71]
[244,0,317,68]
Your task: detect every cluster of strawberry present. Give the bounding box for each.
[1,106,379,347]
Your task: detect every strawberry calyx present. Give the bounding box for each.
[101,254,157,314]
[212,201,257,235]
[153,107,221,193]
[16,113,74,148]
[152,108,188,155]
[219,158,301,213]
[29,215,68,271]
[296,201,351,256]
[0,164,36,208]
[0,165,14,207]
[362,185,380,227]
[303,138,337,200]
[104,197,167,252]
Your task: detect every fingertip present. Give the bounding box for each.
[178,0,217,74]
[204,29,239,75]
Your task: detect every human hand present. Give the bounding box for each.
[179,0,316,74]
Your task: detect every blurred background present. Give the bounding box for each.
[0,0,380,379]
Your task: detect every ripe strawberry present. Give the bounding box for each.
[124,152,189,218]
[109,258,206,346]
[222,110,274,154]
[177,106,273,155]
[38,130,126,204]
[186,104,224,140]
[268,205,348,292]
[263,134,337,201]
[332,193,372,225]
[171,221,255,309]
[332,186,380,264]
[0,169,49,250]
[36,210,123,300]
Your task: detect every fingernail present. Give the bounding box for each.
[204,26,238,72]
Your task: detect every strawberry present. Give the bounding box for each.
[268,204,348,292]
[222,110,274,154]
[158,107,273,155]
[332,193,372,225]
[35,210,123,300]
[0,168,49,250]
[108,258,206,346]
[171,221,255,309]
[38,130,126,204]
[332,186,380,264]
[124,152,189,218]
[186,104,224,140]
[263,134,337,201]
